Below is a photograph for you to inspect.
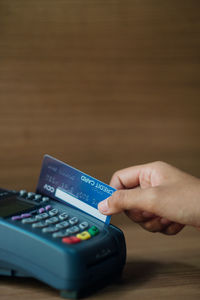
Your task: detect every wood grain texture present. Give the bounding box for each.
[0,1,200,299]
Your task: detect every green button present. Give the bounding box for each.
[88,226,99,236]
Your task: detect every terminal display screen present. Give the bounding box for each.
[0,196,34,217]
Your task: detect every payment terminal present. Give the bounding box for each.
[0,157,126,298]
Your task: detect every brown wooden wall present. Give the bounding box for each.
[0,1,200,224]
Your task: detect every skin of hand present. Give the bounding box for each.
[98,161,200,235]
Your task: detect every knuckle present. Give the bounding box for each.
[125,209,144,222]
[142,217,164,233]
[110,170,124,188]
[112,170,121,178]
[164,224,184,235]
[111,170,122,182]
[163,228,177,235]
[141,222,158,233]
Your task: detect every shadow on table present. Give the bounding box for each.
[111,259,200,290]
[1,260,200,298]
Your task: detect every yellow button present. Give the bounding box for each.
[76,231,91,240]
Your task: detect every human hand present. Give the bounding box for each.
[98,162,200,235]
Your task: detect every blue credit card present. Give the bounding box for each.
[36,155,116,224]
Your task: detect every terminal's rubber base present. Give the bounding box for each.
[60,290,80,299]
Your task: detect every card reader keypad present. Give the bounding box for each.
[18,190,50,204]
[11,192,100,245]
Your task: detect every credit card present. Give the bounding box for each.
[36,155,116,224]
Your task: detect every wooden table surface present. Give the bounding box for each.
[0,1,200,299]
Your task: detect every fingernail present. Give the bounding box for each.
[98,198,109,213]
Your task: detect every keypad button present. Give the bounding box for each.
[88,226,99,236]
[22,217,36,224]
[66,226,80,235]
[45,216,59,225]
[27,192,35,199]
[76,231,91,240]
[45,205,52,211]
[49,209,58,216]
[79,222,89,231]
[42,226,58,233]
[39,207,45,214]
[52,231,69,238]
[62,236,81,244]
[59,212,68,221]
[34,194,42,202]
[32,221,47,228]
[42,197,50,202]
[0,192,8,197]
[55,221,69,230]
[19,190,27,197]
[21,213,31,219]
[12,215,22,221]
[69,217,79,225]
[35,212,49,221]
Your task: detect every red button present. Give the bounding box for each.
[62,236,81,244]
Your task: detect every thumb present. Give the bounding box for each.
[98,188,155,215]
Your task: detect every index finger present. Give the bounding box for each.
[110,164,146,189]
